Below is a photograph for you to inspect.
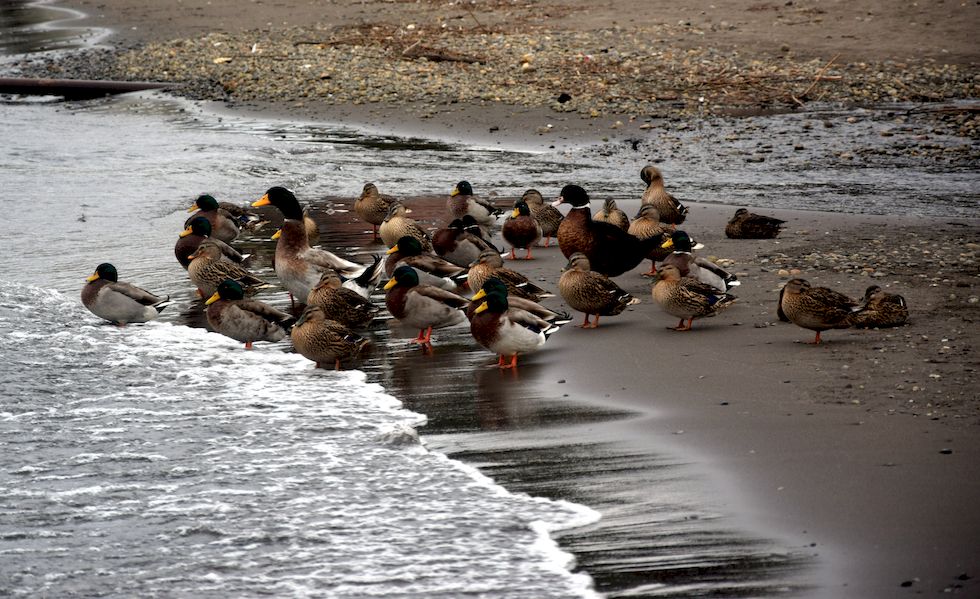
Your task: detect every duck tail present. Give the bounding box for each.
[153,296,173,313]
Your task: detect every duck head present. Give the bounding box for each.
[253,186,304,220]
[521,189,543,206]
[188,239,224,261]
[384,265,420,290]
[181,216,212,238]
[451,181,473,197]
[474,290,509,315]
[640,165,663,186]
[662,230,695,252]
[387,235,424,257]
[511,200,531,218]
[206,279,245,305]
[783,278,811,296]
[553,184,589,209]
[563,252,591,272]
[189,194,219,213]
[86,263,118,283]
[471,277,508,302]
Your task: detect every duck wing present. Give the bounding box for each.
[106,281,167,306]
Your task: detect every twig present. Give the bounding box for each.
[462,3,488,33]
[791,52,841,106]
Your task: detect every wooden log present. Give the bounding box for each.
[0,77,175,100]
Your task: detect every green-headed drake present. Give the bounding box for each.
[82,263,171,325]
[185,194,241,243]
[204,279,293,349]
[502,200,542,260]
[383,265,468,349]
[470,289,561,369]
[175,216,248,270]
[448,180,502,237]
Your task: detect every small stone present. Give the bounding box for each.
[939,448,953,455]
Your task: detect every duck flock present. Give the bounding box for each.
[81,165,910,370]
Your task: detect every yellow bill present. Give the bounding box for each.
[252,194,271,207]
[204,291,221,305]
[470,288,487,301]
[475,301,489,314]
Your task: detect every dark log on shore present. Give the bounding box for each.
[0,77,174,100]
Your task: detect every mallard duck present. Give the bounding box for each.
[354,182,395,241]
[302,207,320,247]
[379,201,433,251]
[383,265,469,349]
[521,189,563,247]
[432,217,497,268]
[553,184,663,277]
[185,194,241,243]
[468,277,572,325]
[651,264,737,331]
[558,252,640,328]
[852,285,909,329]
[204,279,293,349]
[640,166,688,225]
[188,240,269,298]
[468,249,553,302]
[175,216,248,269]
[502,200,542,260]
[470,289,560,369]
[627,205,674,276]
[385,235,468,290]
[778,278,860,344]
[291,305,370,369]
[82,263,171,325]
[306,270,379,329]
[252,187,383,303]
[593,198,630,231]
[725,208,785,239]
[661,230,739,292]
[448,181,501,236]
[216,200,264,230]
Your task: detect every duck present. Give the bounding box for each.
[383,265,469,349]
[175,216,248,269]
[469,277,572,326]
[468,249,553,302]
[432,217,497,268]
[82,263,171,325]
[385,235,468,291]
[204,279,294,349]
[640,166,688,225]
[252,186,383,303]
[661,230,739,292]
[520,189,563,247]
[354,182,395,241]
[185,194,241,243]
[306,270,379,329]
[502,200,542,260]
[553,184,662,277]
[447,181,502,236]
[725,208,785,239]
[593,198,630,231]
[777,278,860,344]
[557,252,640,328]
[379,201,433,251]
[302,207,320,247]
[470,289,560,369]
[651,264,737,331]
[291,306,369,369]
[852,285,909,329]
[187,240,270,298]
[627,205,675,276]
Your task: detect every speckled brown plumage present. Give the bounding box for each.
[305,270,379,329]
[521,189,563,247]
[651,264,736,331]
[291,305,369,369]
[627,205,674,275]
[558,253,639,328]
[379,201,433,251]
[852,285,909,329]
[354,182,396,240]
[778,278,860,343]
[725,208,785,239]
[188,240,268,298]
[640,166,688,225]
[468,249,552,302]
[593,198,630,231]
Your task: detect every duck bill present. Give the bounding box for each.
[179,226,194,238]
[271,229,281,240]
[186,205,199,213]
[383,278,398,291]
[510,208,520,218]
[86,272,100,282]
[450,187,460,197]
[661,238,674,249]
[471,288,487,301]
[204,292,221,305]
[252,194,271,207]
[475,301,489,314]
[550,196,565,207]
[385,244,399,255]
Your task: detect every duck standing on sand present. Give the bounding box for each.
[640,166,688,225]
[385,235,468,290]
[82,263,171,325]
[187,240,269,298]
[354,182,395,241]
[468,277,571,325]
[778,278,861,344]
[185,194,241,243]
[520,189,563,247]
[852,285,909,328]
[175,216,248,269]
[252,186,383,304]
[593,198,630,231]
[725,208,785,239]
[662,230,739,292]
[448,181,501,237]
[291,305,370,370]
[205,279,294,349]
[502,200,542,260]
[384,265,469,350]
[553,184,662,277]
[651,264,737,331]
[627,205,674,276]
[468,249,553,302]
[558,252,639,328]
[306,270,379,329]
[470,289,561,369]
[432,217,497,268]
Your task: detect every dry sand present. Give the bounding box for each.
[42,1,980,597]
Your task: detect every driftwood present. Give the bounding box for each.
[0,77,173,100]
[401,41,482,63]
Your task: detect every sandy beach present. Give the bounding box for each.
[16,0,980,597]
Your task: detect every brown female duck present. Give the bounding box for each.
[502,200,542,260]
[593,198,630,231]
[852,285,909,329]
[291,305,370,369]
[557,252,639,328]
[725,208,785,239]
[379,201,433,251]
[354,182,395,241]
[640,166,688,225]
[431,217,497,268]
[188,240,269,298]
[204,279,294,349]
[520,189,563,247]
[778,278,860,344]
[627,205,674,276]
[306,270,379,329]
[651,264,737,331]
[468,249,553,302]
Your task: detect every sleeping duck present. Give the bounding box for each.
[521,189,563,247]
[468,277,571,325]
[385,235,468,291]
[640,166,688,225]
[379,201,433,252]
[354,182,396,241]
[383,265,469,349]
[252,186,383,304]
[432,217,497,268]
[448,181,502,237]
[558,252,640,328]
[185,194,241,243]
[290,305,370,369]
[306,270,379,329]
[502,200,542,260]
[205,279,293,349]
[778,278,860,344]
[725,208,785,239]
[553,184,662,277]
[187,240,269,298]
[175,216,248,269]
[852,285,909,329]
[651,264,737,331]
[593,198,630,231]
[82,263,171,325]
[661,230,739,292]
[627,205,674,276]
[468,249,553,302]
[469,289,561,369]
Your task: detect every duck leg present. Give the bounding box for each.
[334,358,342,370]
[643,260,658,276]
[672,318,694,332]
[502,354,519,369]
[579,313,592,328]
[524,247,534,260]
[809,331,823,345]
[541,236,551,247]
[508,248,517,260]
[244,341,254,349]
